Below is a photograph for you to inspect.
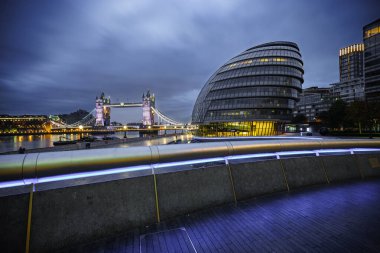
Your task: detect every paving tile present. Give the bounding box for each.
[61,179,380,253]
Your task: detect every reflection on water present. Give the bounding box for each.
[0,132,140,153]
[113,134,193,148]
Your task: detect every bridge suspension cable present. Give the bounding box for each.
[152,107,183,125]
[50,109,96,128]
[67,108,96,127]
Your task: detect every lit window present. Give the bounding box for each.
[365,26,380,39]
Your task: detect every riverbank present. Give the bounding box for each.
[0,134,188,155]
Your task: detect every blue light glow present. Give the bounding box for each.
[37,164,152,183]
[0,180,29,188]
[351,148,380,153]
[277,150,316,156]
[195,136,323,141]
[153,157,226,168]
[315,149,351,154]
[226,153,276,160]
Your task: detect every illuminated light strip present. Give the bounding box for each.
[314,149,351,154]
[194,136,323,140]
[36,164,152,184]
[276,150,316,156]
[227,153,276,160]
[351,148,380,152]
[152,157,226,169]
[0,180,29,189]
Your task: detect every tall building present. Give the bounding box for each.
[363,18,380,102]
[339,44,364,82]
[330,43,365,103]
[293,87,331,122]
[192,41,304,136]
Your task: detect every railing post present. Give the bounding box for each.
[25,184,34,253]
[225,158,237,206]
[152,166,161,223]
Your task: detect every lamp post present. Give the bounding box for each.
[123,125,127,138]
[79,125,83,139]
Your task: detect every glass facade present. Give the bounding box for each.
[197,121,278,137]
[192,41,304,136]
[339,44,364,82]
[364,18,380,102]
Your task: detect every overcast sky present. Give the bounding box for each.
[0,0,378,123]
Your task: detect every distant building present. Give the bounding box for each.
[339,44,364,82]
[363,18,380,102]
[0,115,49,134]
[293,87,331,122]
[328,43,366,103]
[329,78,365,103]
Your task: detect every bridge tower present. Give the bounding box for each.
[95,92,111,126]
[142,90,155,126]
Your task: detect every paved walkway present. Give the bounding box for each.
[61,179,380,252]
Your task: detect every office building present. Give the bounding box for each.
[293,87,331,122]
[364,18,380,102]
[339,44,364,82]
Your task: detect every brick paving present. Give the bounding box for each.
[61,179,380,253]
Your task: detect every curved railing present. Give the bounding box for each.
[1,139,380,185]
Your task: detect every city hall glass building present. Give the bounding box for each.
[192,41,304,136]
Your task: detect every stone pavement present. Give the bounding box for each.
[60,179,380,253]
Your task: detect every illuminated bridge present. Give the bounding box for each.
[1,139,380,252]
[50,91,186,131]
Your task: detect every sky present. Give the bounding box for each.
[0,0,378,123]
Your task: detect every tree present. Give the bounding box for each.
[345,101,368,133]
[315,111,329,125]
[327,100,347,130]
[367,101,380,133]
[291,114,307,124]
[59,109,93,124]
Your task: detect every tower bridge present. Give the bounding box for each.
[51,91,186,130]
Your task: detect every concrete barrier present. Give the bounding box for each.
[0,193,29,253]
[156,165,234,220]
[230,160,287,200]
[355,154,380,178]
[29,175,157,253]
[321,155,361,182]
[282,157,328,189]
[2,151,380,252]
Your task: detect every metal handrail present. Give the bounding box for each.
[1,139,380,183]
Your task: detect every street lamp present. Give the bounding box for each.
[123,125,127,138]
[79,125,83,139]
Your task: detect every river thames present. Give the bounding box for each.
[0,131,189,153]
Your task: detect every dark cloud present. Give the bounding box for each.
[0,0,378,123]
